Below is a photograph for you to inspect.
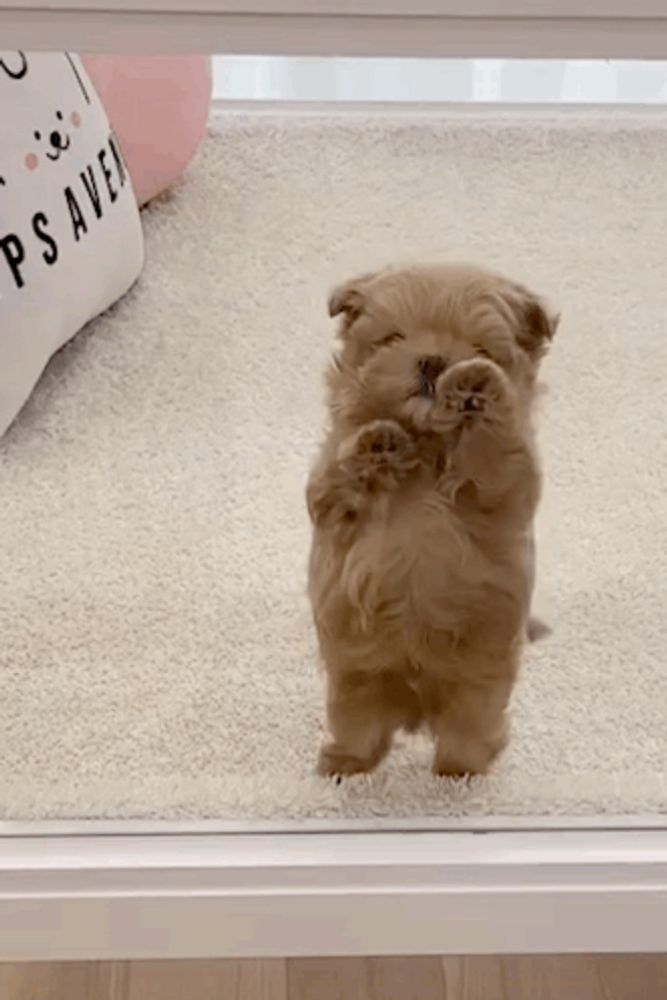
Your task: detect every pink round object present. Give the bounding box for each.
[82,55,212,206]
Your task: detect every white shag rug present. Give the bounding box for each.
[2,112,667,822]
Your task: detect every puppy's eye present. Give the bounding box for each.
[474,346,492,359]
[378,331,405,347]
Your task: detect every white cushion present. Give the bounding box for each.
[0,51,144,436]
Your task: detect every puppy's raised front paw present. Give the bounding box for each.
[338,419,418,485]
[434,358,511,428]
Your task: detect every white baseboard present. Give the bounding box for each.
[210,100,667,118]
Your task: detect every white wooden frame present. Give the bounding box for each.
[2,0,667,962]
[2,0,667,57]
[2,826,667,961]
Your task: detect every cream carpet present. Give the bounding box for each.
[2,112,667,821]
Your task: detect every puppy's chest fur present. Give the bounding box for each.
[310,465,531,650]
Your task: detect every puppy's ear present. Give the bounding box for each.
[504,282,559,359]
[327,272,375,336]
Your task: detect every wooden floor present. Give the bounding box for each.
[2,956,667,999]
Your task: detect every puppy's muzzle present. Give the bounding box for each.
[417,355,446,398]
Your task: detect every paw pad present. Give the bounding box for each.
[358,420,411,459]
[436,358,509,420]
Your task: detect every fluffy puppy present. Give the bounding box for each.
[307,262,558,779]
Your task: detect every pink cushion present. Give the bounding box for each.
[82,55,212,206]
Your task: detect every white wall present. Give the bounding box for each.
[213,56,667,102]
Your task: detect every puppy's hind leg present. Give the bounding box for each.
[318,668,416,778]
[430,677,514,778]
[423,637,519,778]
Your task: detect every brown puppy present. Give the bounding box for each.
[307,262,558,779]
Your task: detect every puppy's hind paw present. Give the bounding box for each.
[317,743,375,779]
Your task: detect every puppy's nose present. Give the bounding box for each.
[418,355,446,385]
[50,131,62,148]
